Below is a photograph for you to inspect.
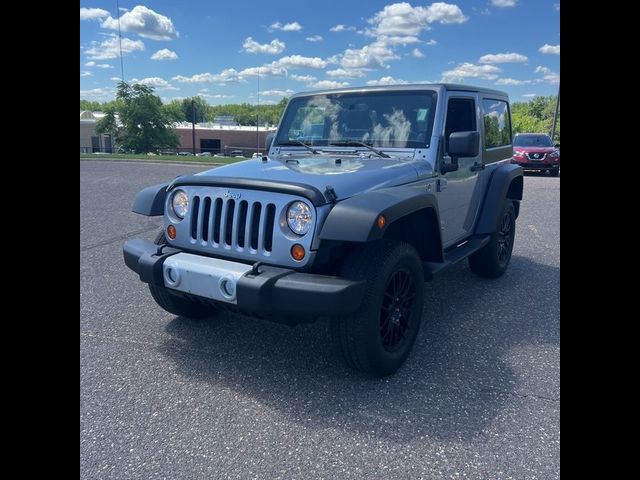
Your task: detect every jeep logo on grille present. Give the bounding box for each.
[223,190,241,200]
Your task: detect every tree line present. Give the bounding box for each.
[85,82,558,154]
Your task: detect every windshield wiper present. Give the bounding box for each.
[328,141,390,158]
[276,140,320,155]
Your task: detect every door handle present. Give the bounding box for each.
[470,163,485,172]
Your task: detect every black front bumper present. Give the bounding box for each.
[123,239,366,318]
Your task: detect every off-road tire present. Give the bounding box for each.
[331,240,425,377]
[469,201,516,278]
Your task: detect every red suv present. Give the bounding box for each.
[512,133,560,177]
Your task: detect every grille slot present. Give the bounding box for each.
[190,195,276,253]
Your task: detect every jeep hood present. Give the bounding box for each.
[196,156,422,200]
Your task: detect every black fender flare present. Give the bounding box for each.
[474,164,523,235]
[132,182,169,216]
[318,185,441,243]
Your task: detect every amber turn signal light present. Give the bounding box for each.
[376,215,386,229]
[291,244,305,261]
[167,225,176,240]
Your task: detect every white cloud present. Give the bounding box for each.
[307,80,349,89]
[326,68,366,78]
[329,24,356,32]
[130,77,179,90]
[554,3,560,11]
[534,66,560,84]
[366,76,408,86]
[151,48,178,60]
[539,44,560,55]
[367,2,467,38]
[522,93,537,98]
[412,48,424,58]
[339,40,399,69]
[85,61,114,69]
[306,35,323,42]
[290,74,317,82]
[80,71,92,77]
[426,39,438,45]
[376,35,421,46]
[240,64,287,77]
[243,37,286,55]
[495,78,532,85]
[269,21,302,32]
[276,54,327,69]
[85,34,145,60]
[479,52,528,64]
[173,69,245,83]
[441,62,501,82]
[110,77,121,82]
[80,8,109,20]
[80,87,115,100]
[101,5,178,40]
[261,89,295,97]
[491,0,517,7]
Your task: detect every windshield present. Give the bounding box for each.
[275,90,438,149]
[513,134,553,147]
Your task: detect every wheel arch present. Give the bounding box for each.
[318,186,444,262]
[475,164,523,235]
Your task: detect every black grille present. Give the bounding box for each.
[527,152,546,160]
[190,195,276,252]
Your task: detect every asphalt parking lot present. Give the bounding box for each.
[80,160,559,479]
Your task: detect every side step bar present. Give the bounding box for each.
[422,235,490,281]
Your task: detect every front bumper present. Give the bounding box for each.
[511,157,559,171]
[123,239,365,317]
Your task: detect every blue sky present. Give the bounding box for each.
[80,1,560,105]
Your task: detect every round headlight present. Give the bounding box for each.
[171,190,189,219]
[287,201,312,235]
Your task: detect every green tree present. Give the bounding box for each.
[162,99,186,123]
[510,95,560,143]
[182,96,209,123]
[96,81,180,154]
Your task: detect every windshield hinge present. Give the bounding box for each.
[324,185,338,204]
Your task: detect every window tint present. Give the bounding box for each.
[482,99,511,148]
[513,134,552,147]
[444,98,476,152]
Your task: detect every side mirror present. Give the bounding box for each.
[265,132,275,151]
[554,143,560,148]
[441,131,480,174]
[449,131,480,157]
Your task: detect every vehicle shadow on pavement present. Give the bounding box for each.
[157,255,559,443]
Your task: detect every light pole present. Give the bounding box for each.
[550,82,560,143]
[191,98,196,155]
[256,74,260,154]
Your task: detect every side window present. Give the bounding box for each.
[482,99,511,148]
[444,98,476,152]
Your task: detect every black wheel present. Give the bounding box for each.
[549,167,559,177]
[148,230,216,319]
[331,240,425,376]
[469,201,516,278]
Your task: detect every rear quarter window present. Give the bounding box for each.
[482,99,512,148]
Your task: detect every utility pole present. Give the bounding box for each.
[191,98,196,155]
[550,82,560,143]
[256,74,260,154]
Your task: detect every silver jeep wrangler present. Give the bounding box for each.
[124,84,523,376]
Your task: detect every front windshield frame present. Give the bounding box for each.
[513,134,553,147]
[275,90,438,150]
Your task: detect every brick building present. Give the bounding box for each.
[80,112,277,156]
[173,123,277,156]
